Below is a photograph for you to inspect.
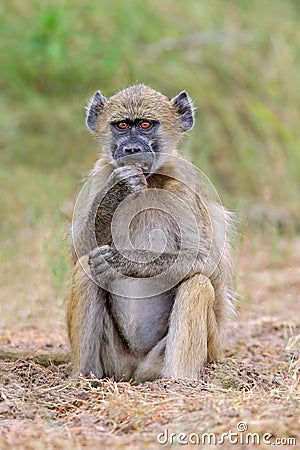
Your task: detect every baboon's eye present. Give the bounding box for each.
[117,122,129,129]
[139,121,152,130]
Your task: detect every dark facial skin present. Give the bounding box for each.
[110,119,159,170]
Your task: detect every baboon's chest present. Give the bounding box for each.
[115,206,180,253]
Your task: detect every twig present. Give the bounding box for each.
[0,346,70,366]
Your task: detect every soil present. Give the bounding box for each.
[0,232,299,449]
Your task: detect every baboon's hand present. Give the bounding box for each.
[88,245,115,283]
[109,165,147,194]
[88,245,140,283]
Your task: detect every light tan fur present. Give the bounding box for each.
[67,84,234,382]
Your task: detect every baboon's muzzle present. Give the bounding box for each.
[114,139,155,170]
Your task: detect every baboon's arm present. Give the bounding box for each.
[88,246,220,285]
[72,165,147,258]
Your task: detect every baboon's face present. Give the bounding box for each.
[109,117,159,170]
[86,84,194,172]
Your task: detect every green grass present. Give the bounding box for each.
[43,225,71,291]
[1,0,300,290]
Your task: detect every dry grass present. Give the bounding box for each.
[0,231,299,449]
[0,348,299,449]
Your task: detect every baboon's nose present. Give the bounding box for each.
[123,146,142,155]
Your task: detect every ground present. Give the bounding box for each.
[0,231,299,449]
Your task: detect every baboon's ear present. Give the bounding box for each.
[171,91,194,131]
[86,91,107,131]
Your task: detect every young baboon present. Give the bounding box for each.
[67,84,234,382]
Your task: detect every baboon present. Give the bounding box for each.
[67,84,234,382]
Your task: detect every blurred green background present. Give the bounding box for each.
[1,0,299,315]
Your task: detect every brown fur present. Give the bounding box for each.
[67,84,234,382]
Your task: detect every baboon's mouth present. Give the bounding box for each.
[114,152,155,173]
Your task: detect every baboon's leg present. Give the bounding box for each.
[67,258,136,380]
[206,284,223,363]
[134,337,167,382]
[100,311,138,381]
[67,259,105,378]
[162,274,220,378]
